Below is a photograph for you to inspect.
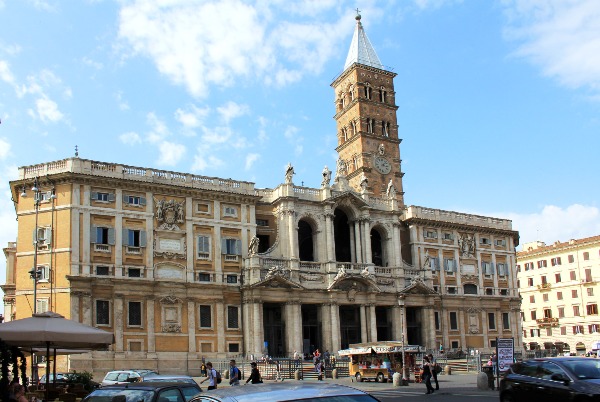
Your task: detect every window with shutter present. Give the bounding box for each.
[197,236,210,259]
[199,305,211,328]
[96,300,110,325]
[227,306,239,329]
[128,301,142,326]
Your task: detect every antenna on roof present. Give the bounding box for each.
[75,145,79,158]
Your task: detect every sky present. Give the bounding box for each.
[1,0,600,309]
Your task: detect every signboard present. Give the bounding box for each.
[497,338,514,372]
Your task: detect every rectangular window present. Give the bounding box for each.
[223,206,238,217]
[583,252,590,260]
[541,275,547,284]
[447,286,456,294]
[256,219,269,226]
[449,312,458,330]
[128,301,142,326]
[570,271,577,280]
[573,325,584,334]
[451,341,459,349]
[589,324,599,333]
[435,312,440,330]
[226,275,238,284]
[528,278,534,287]
[443,232,453,240]
[443,258,456,272]
[92,226,115,245]
[222,238,241,255]
[568,254,575,263]
[199,305,211,328]
[543,293,549,302]
[558,307,565,318]
[537,260,547,268]
[585,268,592,283]
[36,299,49,313]
[546,328,552,336]
[480,237,490,245]
[96,266,110,276]
[228,343,240,353]
[529,295,535,303]
[573,305,580,316]
[587,304,598,315]
[588,288,594,297]
[496,263,508,276]
[482,262,493,275]
[561,326,567,335]
[197,273,211,282]
[500,289,509,296]
[127,229,141,247]
[488,313,496,330]
[544,309,552,318]
[495,239,506,247]
[572,289,578,298]
[197,235,211,259]
[227,306,239,329]
[557,291,563,300]
[128,268,141,278]
[96,300,110,325]
[125,195,143,206]
[555,273,561,283]
[196,202,210,214]
[424,230,437,239]
[524,262,533,271]
[502,312,510,330]
[531,310,537,320]
[551,257,562,266]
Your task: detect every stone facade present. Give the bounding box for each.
[518,236,600,354]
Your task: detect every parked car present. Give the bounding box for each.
[83,381,201,402]
[129,369,160,377]
[500,356,600,401]
[38,373,68,386]
[101,370,143,387]
[142,374,198,385]
[188,382,380,402]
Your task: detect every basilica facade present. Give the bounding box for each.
[3,15,521,375]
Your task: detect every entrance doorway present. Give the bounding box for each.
[406,307,423,346]
[302,305,321,355]
[263,303,284,356]
[333,209,352,262]
[339,305,361,349]
[376,306,392,341]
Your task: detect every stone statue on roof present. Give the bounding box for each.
[285,163,295,184]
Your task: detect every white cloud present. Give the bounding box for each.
[157,141,186,166]
[115,91,130,111]
[217,101,249,124]
[503,0,600,95]
[0,138,11,159]
[117,1,355,97]
[257,116,269,142]
[175,104,209,129]
[146,112,169,144]
[119,131,142,145]
[245,153,260,170]
[501,204,600,247]
[82,56,103,70]
[0,60,15,85]
[33,97,64,123]
[191,147,225,172]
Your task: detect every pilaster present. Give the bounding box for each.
[147,297,156,353]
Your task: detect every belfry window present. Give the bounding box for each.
[364,84,372,100]
[383,121,390,137]
[380,88,386,103]
[351,120,357,136]
[367,118,374,133]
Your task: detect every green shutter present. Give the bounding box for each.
[235,239,242,255]
[140,197,146,206]
[107,228,115,245]
[222,239,228,254]
[45,228,52,246]
[90,226,97,243]
[140,231,147,247]
[108,193,116,202]
[123,229,129,245]
[91,192,98,201]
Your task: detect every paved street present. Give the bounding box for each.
[197,373,500,401]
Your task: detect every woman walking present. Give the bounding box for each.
[246,362,263,384]
[422,356,435,394]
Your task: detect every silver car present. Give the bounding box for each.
[188,382,380,402]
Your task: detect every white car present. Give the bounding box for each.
[101,370,142,387]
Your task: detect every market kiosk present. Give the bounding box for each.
[338,341,426,382]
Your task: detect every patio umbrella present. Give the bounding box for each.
[0,311,114,400]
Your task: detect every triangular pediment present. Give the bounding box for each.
[328,273,381,293]
[400,278,438,295]
[330,191,368,208]
[249,274,304,290]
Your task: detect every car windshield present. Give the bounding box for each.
[84,389,154,402]
[104,372,121,381]
[562,360,600,380]
[287,396,378,402]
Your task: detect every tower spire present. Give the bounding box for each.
[343,13,384,71]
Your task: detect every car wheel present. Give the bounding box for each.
[355,373,363,382]
[376,373,385,383]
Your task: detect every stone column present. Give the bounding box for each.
[364,219,372,264]
[214,224,222,282]
[360,305,368,343]
[458,310,466,349]
[186,197,195,282]
[325,213,335,262]
[114,295,124,352]
[285,302,296,356]
[330,303,341,353]
[321,304,332,352]
[81,292,92,326]
[81,199,91,276]
[253,301,264,356]
[187,299,196,353]
[115,213,123,277]
[216,302,225,354]
[71,185,81,276]
[354,222,363,264]
[287,210,296,259]
[491,253,499,293]
[391,305,402,340]
[454,247,462,289]
[349,222,356,263]
[392,222,401,267]
[369,304,377,342]
[70,292,81,321]
[147,298,156,353]
[482,310,489,348]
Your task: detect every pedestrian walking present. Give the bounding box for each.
[428,353,439,390]
[199,362,218,390]
[315,359,324,381]
[422,356,435,394]
[229,359,240,386]
[246,362,263,384]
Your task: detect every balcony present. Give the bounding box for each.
[537,283,552,290]
[536,317,559,327]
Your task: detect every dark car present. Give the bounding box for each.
[500,356,600,401]
[39,373,68,386]
[82,381,202,402]
[142,374,199,385]
[188,382,380,402]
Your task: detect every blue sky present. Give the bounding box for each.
[1,0,600,304]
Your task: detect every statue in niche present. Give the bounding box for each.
[359,172,368,192]
[378,143,385,155]
[321,165,331,187]
[285,163,295,184]
[248,235,260,256]
[335,158,347,178]
[386,179,396,199]
[423,251,430,269]
[458,234,475,258]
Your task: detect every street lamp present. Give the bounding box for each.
[21,177,55,314]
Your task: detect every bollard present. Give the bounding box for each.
[224,370,229,380]
[477,372,489,390]
[332,368,338,379]
[444,364,452,375]
[294,369,301,380]
[392,372,402,387]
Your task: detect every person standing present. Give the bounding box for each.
[315,359,324,381]
[200,362,218,390]
[229,359,240,386]
[428,354,439,390]
[421,356,435,394]
[200,363,207,377]
[246,362,263,384]
[323,350,330,368]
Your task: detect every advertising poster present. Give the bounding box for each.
[497,338,514,372]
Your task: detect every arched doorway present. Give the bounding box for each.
[371,228,383,267]
[298,220,314,261]
[334,209,352,262]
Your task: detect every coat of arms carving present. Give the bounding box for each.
[155,198,185,230]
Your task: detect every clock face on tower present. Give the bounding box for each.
[373,156,392,174]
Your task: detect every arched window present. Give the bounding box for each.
[367,118,373,134]
[364,84,372,100]
[349,86,355,101]
[351,120,357,136]
[380,87,386,103]
[463,283,478,295]
[382,121,389,137]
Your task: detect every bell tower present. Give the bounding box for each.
[331,13,404,204]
